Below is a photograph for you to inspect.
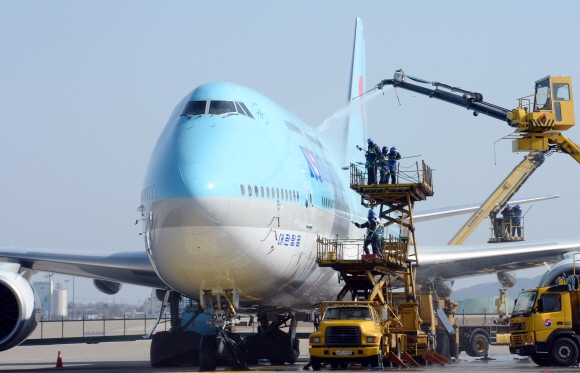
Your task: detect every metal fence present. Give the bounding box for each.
[28,314,167,340]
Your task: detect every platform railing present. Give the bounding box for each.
[350,160,433,189]
[316,235,409,264]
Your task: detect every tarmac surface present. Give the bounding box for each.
[3,340,580,373]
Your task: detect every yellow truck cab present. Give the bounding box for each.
[308,301,386,370]
[510,278,580,366]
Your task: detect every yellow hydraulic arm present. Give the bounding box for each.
[375,73,580,244]
[447,151,544,245]
[377,74,580,165]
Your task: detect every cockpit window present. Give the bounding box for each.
[183,101,206,115]
[235,101,247,116]
[182,100,254,119]
[238,102,254,118]
[209,100,236,115]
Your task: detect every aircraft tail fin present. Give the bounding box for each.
[347,17,367,160]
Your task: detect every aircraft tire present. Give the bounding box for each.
[149,330,201,367]
[369,351,382,368]
[199,334,217,371]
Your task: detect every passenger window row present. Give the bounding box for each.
[182,100,254,118]
[240,184,299,203]
[322,196,334,209]
[141,185,157,202]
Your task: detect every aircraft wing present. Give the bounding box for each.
[414,195,559,223]
[0,246,166,288]
[416,239,579,283]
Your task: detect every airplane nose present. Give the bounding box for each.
[179,162,229,225]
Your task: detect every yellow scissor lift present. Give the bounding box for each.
[311,161,450,368]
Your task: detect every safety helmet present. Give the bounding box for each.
[382,146,388,152]
[516,204,521,209]
[367,138,372,144]
[391,146,397,151]
[506,204,512,208]
[368,209,375,216]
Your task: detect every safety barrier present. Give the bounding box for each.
[350,160,433,189]
[27,314,165,340]
[316,235,409,264]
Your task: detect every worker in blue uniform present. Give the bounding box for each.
[365,139,381,184]
[379,146,389,184]
[512,204,522,237]
[353,209,383,258]
[386,146,401,184]
[501,204,513,237]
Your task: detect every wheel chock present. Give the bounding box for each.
[401,351,420,367]
[387,351,409,368]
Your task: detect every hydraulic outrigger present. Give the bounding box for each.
[308,161,453,368]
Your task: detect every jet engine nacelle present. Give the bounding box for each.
[0,266,41,351]
[538,254,580,287]
[497,271,517,288]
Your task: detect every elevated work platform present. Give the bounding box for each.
[313,160,434,303]
[316,236,415,303]
[349,160,434,266]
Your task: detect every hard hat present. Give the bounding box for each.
[516,204,521,209]
[367,138,372,144]
[368,209,375,215]
[506,204,512,208]
[382,146,388,152]
[391,146,397,151]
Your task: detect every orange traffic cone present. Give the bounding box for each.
[55,351,63,368]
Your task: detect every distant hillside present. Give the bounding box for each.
[450,275,543,301]
[457,297,515,314]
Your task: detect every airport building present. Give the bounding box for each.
[32,281,68,320]
[143,289,163,315]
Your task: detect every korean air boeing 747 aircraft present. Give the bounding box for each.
[1,18,579,366]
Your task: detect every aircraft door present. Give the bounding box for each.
[302,170,313,229]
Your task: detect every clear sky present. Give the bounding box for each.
[2,1,580,303]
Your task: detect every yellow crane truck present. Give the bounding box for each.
[308,297,449,369]
[509,274,580,366]
[375,72,577,360]
[308,301,390,370]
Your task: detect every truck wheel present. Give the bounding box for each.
[436,331,450,359]
[469,333,489,357]
[549,338,579,366]
[311,357,322,371]
[370,351,382,368]
[530,353,551,367]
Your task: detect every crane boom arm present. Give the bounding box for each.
[377,76,510,122]
[447,151,545,245]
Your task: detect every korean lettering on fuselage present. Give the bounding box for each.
[278,233,301,247]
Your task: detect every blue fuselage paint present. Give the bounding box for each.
[140,82,369,308]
